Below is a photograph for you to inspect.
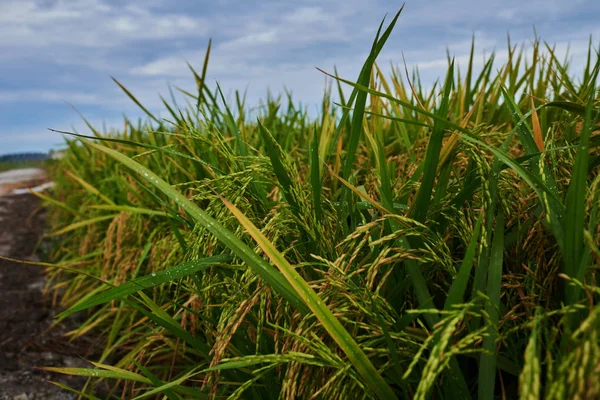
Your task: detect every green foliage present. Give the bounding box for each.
[0,158,47,172]
[42,10,600,400]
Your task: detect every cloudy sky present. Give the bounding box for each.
[1,0,599,154]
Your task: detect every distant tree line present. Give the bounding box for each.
[0,152,49,162]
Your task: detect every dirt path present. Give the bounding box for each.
[0,174,97,399]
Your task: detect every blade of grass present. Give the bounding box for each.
[48,128,223,175]
[478,211,505,400]
[410,60,454,222]
[501,85,567,254]
[79,139,309,314]
[444,214,483,310]
[530,97,545,152]
[29,189,83,217]
[187,38,212,110]
[219,195,397,400]
[131,368,203,400]
[127,294,211,357]
[43,364,152,385]
[57,254,232,318]
[89,204,171,218]
[64,170,115,205]
[216,83,248,157]
[111,77,161,125]
[335,8,404,231]
[135,362,181,400]
[320,68,471,135]
[543,101,599,117]
[310,125,322,221]
[458,135,564,212]
[257,120,301,217]
[563,63,600,311]
[48,214,119,237]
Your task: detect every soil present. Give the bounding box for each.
[0,189,100,399]
[0,169,49,197]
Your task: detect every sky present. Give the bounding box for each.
[1,0,599,155]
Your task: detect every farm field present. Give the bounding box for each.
[0,170,98,400]
[39,12,600,400]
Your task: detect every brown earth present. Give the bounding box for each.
[0,190,100,399]
[0,169,49,197]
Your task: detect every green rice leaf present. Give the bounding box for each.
[563,63,600,309]
[310,125,322,221]
[411,60,454,222]
[89,204,171,217]
[339,7,403,230]
[219,195,397,400]
[135,362,182,400]
[80,139,309,314]
[478,211,504,400]
[444,214,483,310]
[111,77,161,125]
[43,363,152,384]
[57,254,232,318]
[257,120,301,218]
[48,214,119,236]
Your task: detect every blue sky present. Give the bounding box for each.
[1,0,599,155]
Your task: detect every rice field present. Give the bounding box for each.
[41,10,600,399]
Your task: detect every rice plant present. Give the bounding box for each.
[40,9,600,399]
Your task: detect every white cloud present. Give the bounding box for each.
[401,0,588,27]
[0,90,102,105]
[283,6,331,24]
[0,0,209,48]
[1,0,599,155]
[131,4,361,79]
